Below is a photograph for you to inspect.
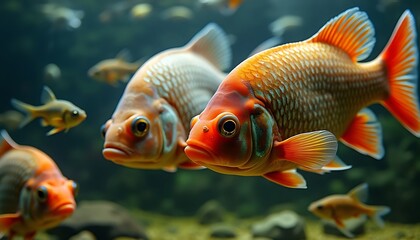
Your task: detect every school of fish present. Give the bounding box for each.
[2,2,419,239]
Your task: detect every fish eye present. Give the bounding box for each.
[217,114,239,138]
[131,116,150,137]
[71,110,79,118]
[190,116,199,129]
[71,181,79,196]
[36,186,48,202]
[317,205,324,210]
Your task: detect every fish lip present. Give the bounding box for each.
[185,140,218,165]
[53,202,75,217]
[103,142,132,160]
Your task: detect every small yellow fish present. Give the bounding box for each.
[308,183,390,238]
[88,49,142,86]
[0,130,78,239]
[11,86,86,136]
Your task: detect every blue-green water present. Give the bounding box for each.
[1,0,419,226]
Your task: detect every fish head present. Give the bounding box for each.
[22,174,77,229]
[62,104,87,128]
[185,81,276,174]
[308,198,334,220]
[87,60,118,82]
[102,93,184,169]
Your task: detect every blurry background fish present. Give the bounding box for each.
[40,3,84,30]
[197,0,243,15]
[0,110,24,131]
[43,63,62,82]
[160,6,194,21]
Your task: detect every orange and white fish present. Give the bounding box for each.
[102,23,231,171]
[0,130,78,240]
[88,49,142,86]
[198,0,243,15]
[308,183,390,238]
[11,86,87,136]
[185,8,419,188]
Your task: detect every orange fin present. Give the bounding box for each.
[308,7,375,61]
[46,127,65,136]
[273,130,337,170]
[178,160,206,170]
[302,156,351,174]
[263,169,307,188]
[340,108,384,159]
[348,183,369,203]
[0,213,21,231]
[162,166,177,172]
[228,0,242,9]
[0,130,18,156]
[379,10,420,137]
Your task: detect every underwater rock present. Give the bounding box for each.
[48,200,148,240]
[251,210,306,240]
[69,230,97,240]
[209,224,237,238]
[196,200,225,225]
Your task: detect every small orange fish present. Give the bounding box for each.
[102,23,231,171]
[11,86,87,136]
[185,8,419,188]
[308,183,390,238]
[88,49,142,86]
[0,130,78,240]
[198,0,243,15]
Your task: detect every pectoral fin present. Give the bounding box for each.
[47,127,65,136]
[263,169,307,188]
[340,108,384,159]
[273,130,337,170]
[0,213,21,231]
[178,160,206,170]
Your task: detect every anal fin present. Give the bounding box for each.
[340,108,384,159]
[263,169,307,188]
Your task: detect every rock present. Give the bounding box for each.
[69,231,97,240]
[209,224,237,238]
[48,200,148,240]
[196,200,225,225]
[251,210,306,240]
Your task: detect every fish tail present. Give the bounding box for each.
[380,10,420,137]
[10,99,36,128]
[370,206,391,228]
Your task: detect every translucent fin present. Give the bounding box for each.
[115,49,131,62]
[41,86,56,104]
[263,169,307,188]
[370,206,391,228]
[379,10,420,137]
[273,130,337,170]
[162,166,177,172]
[340,108,384,159]
[187,23,232,71]
[46,127,64,136]
[308,7,375,61]
[348,183,369,203]
[10,99,35,128]
[0,130,18,156]
[322,156,352,171]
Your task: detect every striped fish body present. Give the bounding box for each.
[185,8,419,188]
[0,131,77,240]
[102,23,232,171]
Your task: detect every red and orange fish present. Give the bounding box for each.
[308,183,390,238]
[102,23,231,171]
[0,130,78,240]
[185,8,419,188]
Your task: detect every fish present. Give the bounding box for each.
[11,86,87,136]
[160,6,194,21]
[198,0,243,15]
[40,3,84,30]
[269,15,303,37]
[0,110,24,131]
[102,23,232,172]
[130,3,153,20]
[0,130,78,240]
[43,63,61,82]
[308,183,390,238]
[88,49,142,86]
[185,8,419,188]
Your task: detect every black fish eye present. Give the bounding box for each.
[100,123,107,138]
[317,205,324,210]
[72,181,79,196]
[131,116,149,137]
[36,186,48,202]
[71,110,79,118]
[217,114,240,138]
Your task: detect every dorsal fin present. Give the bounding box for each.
[308,7,375,61]
[348,183,369,203]
[187,23,232,71]
[115,49,131,62]
[0,130,18,157]
[41,86,56,104]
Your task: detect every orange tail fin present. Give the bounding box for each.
[380,10,420,137]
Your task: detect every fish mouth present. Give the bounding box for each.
[185,140,218,166]
[103,143,132,161]
[53,202,75,217]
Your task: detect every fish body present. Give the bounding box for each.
[11,86,87,136]
[0,131,77,239]
[102,23,231,171]
[308,183,390,238]
[88,50,142,85]
[185,8,419,188]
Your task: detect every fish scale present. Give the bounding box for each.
[237,42,388,139]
